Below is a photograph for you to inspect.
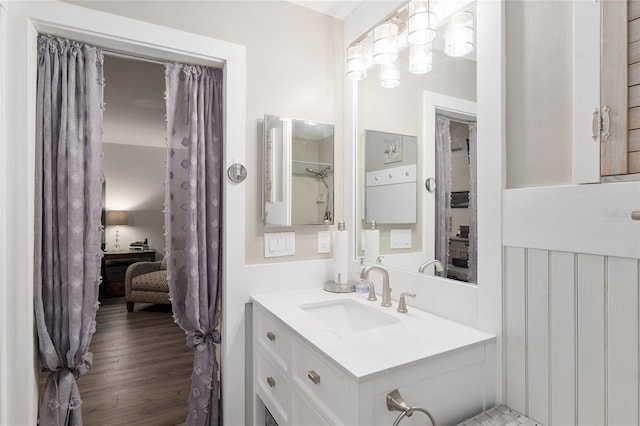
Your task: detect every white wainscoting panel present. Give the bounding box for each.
[526,249,549,426]
[504,248,640,426]
[504,247,526,414]
[606,257,638,426]
[577,254,605,426]
[549,251,576,426]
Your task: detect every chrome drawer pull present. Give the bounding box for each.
[267,377,276,388]
[632,211,640,221]
[307,370,321,384]
[266,331,276,341]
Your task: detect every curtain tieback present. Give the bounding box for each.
[46,351,94,379]
[186,331,221,352]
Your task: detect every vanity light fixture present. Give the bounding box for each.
[346,44,367,81]
[408,44,433,74]
[379,63,400,88]
[373,22,399,65]
[444,11,474,57]
[407,0,437,45]
[346,2,475,87]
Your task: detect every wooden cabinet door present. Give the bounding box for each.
[600,0,629,175]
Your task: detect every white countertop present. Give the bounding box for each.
[251,288,495,382]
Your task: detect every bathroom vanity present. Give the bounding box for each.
[251,289,495,425]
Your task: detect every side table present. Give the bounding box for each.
[101,250,156,298]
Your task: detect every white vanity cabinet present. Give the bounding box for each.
[252,290,496,426]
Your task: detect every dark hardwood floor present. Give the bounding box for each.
[39,298,192,425]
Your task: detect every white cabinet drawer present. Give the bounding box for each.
[293,338,348,422]
[256,347,293,426]
[256,308,292,370]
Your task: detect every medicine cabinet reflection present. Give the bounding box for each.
[262,114,334,227]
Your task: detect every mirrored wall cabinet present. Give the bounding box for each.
[262,114,335,227]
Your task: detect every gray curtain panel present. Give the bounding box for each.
[468,123,477,284]
[434,114,452,278]
[164,63,223,426]
[34,35,104,426]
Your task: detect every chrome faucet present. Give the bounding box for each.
[360,266,392,307]
[418,259,444,275]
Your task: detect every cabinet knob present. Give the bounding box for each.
[266,331,276,341]
[632,211,640,221]
[307,370,321,384]
[267,376,276,388]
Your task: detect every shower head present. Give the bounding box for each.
[305,165,332,179]
[305,167,324,178]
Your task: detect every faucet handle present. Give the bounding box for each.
[397,292,416,313]
[361,279,377,301]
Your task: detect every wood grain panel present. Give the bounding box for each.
[526,249,549,425]
[505,247,527,414]
[602,0,629,175]
[577,254,605,426]
[607,257,639,426]
[549,251,576,426]
[629,150,640,173]
[629,106,640,129]
[630,63,640,86]
[629,39,640,65]
[630,15,640,43]
[630,84,640,108]
[630,1,640,22]
[628,129,640,152]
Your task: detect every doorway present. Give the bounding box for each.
[2,3,247,424]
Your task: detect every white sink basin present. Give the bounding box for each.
[300,299,400,332]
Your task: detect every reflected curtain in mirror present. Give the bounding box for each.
[468,123,477,283]
[34,35,104,425]
[164,63,223,425]
[435,115,452,279]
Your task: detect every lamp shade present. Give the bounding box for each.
[407,0,437,45]
[445,11,474,57]
[107,210,128,226]
[373,22,399,65]
[346,44,367,81]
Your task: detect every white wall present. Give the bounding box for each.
[0,2,8,423]
[103,143,166,256]
[102,55,165,148]
[505,0,573,188]
[69,0,345,264]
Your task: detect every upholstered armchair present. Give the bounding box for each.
[124,259,169,312]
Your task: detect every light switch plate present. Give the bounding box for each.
[264,232,295,257]
[390,229,412,249]
[317,231,331,253]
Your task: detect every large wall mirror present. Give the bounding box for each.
[262,114,334,226]
[352,0,478,283]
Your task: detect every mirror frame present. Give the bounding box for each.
[343,0,504,399]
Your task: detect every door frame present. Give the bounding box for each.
[2,2,246,424]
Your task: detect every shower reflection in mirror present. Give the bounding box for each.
[262,114,334,227]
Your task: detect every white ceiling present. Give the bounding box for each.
[288,0,362,20]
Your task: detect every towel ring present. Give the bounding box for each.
[386,389,436,426]
[392,407,437,426]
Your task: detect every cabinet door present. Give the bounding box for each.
[574,0,640,180]
[294,394,331,426]
[601,0,629,175]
